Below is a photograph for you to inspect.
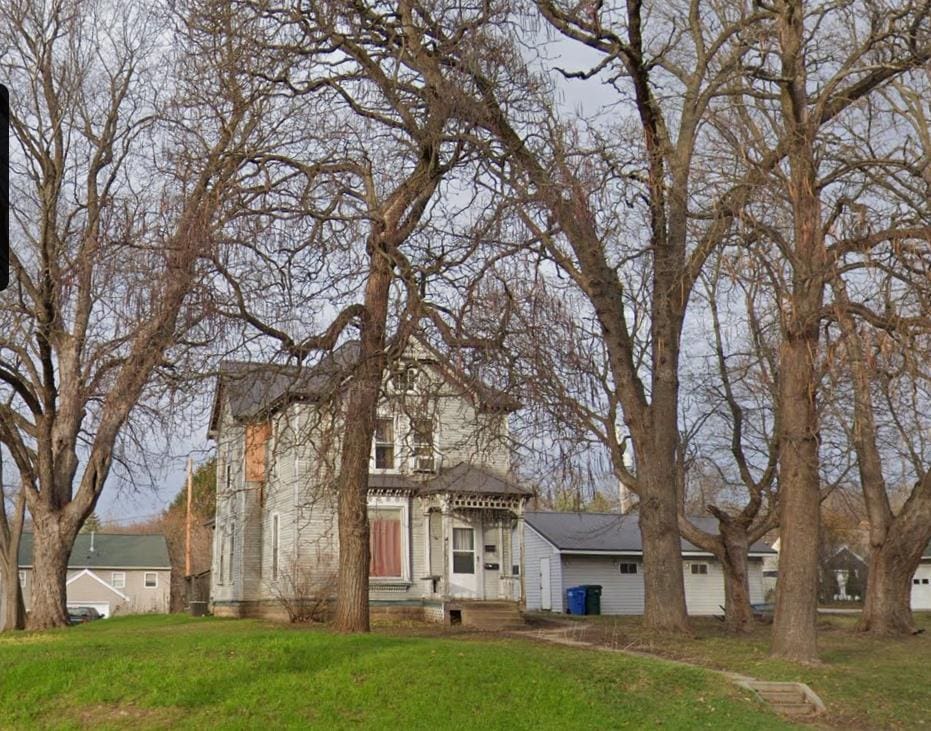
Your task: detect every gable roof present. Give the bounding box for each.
[18,532,172,570]
[418,462,531,497]
[208,339,519,435]
[524,511,776,557]
[210,341,361,431]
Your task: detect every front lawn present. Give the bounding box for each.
[0,615,791,730]
[555,612,931,729]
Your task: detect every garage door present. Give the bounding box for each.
[912,566,931,610]
[67,602,110,618]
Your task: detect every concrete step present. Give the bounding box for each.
[774,702,816,717]
[757,690,807,704]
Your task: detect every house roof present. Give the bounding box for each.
[210,341,361,430]
[18,532,172,570]
[524,511,777,557]
[417,462,532,497]
[208,339,519,434]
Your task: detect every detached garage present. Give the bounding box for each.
[912,544,931,611]
[523,511,775,615]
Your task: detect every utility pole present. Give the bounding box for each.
[185,457,193,578]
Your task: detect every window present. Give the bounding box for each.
[924,579,930,585]
[452,528,475,574]
[369,508,402,578]
[271,514,280,581]
[914,578,921,585]
[374,418,395,470]
[228,531,235,583]
[218,533,225,585]
[111,572,126,589]
[144,572,158,588]
[690,563,709,575]
[392,365,419,393]
[412,419,435,472]
[619,563,637,575]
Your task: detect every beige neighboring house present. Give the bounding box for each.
[8,532,171,619]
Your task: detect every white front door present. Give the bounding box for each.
[449,524,478,597]
[540,557,551,610]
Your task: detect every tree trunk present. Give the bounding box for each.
[771,332,822,662]
[25,517,79,629]
[769,0,824,664]
[679,516,757,633]
[333,238,392,633]
[638,456,689,632]
[859,543,919,635]
[721,532,753,633]
[0,488,27,632]
[1,551,25,632]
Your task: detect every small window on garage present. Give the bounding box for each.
[924,579,930,585]
[111,572,126,589]
[619,562,638,574]
[144,572,158,588]
[915,578,921,585]
[691,563,709,575]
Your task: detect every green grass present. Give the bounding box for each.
[561,612,931,729]
[0,615,793,730]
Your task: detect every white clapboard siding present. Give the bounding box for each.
[561,556,645,615]
[912,562,931,610]
[523,525,562,612]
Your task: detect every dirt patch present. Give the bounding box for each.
[68,703,184,729]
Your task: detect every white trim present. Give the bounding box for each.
[555,549,773,558]
[367,495,410,582]
[144,571,159,588]
[523,523,774,559]
[66,569,130,601]
[17,565,171,571]
[271,512,280,581]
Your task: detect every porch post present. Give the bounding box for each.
[518,501,526,608]
[423,508,432,597]
[476,511,485,600]
[498,521,505,600]
[441,498,452,598]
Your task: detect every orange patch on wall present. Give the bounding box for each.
[245,422,271,482]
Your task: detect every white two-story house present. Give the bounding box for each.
[207,341,530,626]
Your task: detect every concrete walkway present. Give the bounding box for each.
[512,624,825,723]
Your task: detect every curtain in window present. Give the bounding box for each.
[369,512,402,577]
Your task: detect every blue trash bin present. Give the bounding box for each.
[567,586,587,615]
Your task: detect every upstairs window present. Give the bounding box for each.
[690,563,709,576]
[111,572,126,589]
[392,365,420,393]
[374,418,395,469]
[619,563,637,575]
[369,508,402,578]
[412,419,435,472]
[144,572,158,588]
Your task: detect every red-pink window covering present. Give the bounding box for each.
[370,516,402,577]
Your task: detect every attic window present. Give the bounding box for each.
[392,365,420,393]
[412,419,435,472]
[619,562,637,575]
[690,563,709,575]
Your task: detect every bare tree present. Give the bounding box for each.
[0,469,26,631]
[0,0,272,627]
[202,0,520,632]
[676,253,780,632]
